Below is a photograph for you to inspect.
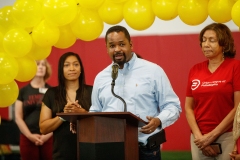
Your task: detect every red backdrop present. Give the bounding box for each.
[1,32,240,150]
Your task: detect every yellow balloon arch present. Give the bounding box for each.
[0,0,239,43]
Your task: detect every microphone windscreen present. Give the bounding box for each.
[112,63,119,80]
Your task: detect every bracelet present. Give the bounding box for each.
[58,116,66,122]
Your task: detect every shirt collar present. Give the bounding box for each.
[125,52,136,70]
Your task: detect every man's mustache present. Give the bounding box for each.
[114,52,124,56]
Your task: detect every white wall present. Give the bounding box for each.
[103,17,239,37]
[0,0,239,37]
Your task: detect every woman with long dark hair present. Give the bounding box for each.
[39,52,92,160]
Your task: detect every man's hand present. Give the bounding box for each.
[140,116,161,134]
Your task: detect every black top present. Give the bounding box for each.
[42,85,92,160]
[17,83,51,134]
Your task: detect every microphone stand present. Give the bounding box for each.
[111,80,127,112]
[111,63,127,112]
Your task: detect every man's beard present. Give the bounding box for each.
[113,52,126,66]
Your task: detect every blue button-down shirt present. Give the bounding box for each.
[90,53,181,144]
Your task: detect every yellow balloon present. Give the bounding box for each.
[231,0,240,27]
[0,80,19,107]
[54,24,77,49]
[43,0,78,26]
[178,0,208,25]
[32,20,60,47]
[25,27,33,34]
[12,0,42,28]
[0,6,21,34]
[152,0,179,21]
[78,0,104,9]
[109,0,129,3]
[98,0,124,25]
[15,56,37,82]
[123,0,155,30]
[36,0,43,5]
[208,0,234,23]
[70,8,103,41]
[27,42,52,60]
[0,52,19,85]
[3,28,32,57]
[0,32,4,52]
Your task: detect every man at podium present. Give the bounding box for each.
[90,25,182,160]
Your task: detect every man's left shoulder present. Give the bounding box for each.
[138,59,160,68]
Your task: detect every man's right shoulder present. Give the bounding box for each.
[96,65,111,77]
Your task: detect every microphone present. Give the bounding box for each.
[111,63,119,81]
[110,63,127,112]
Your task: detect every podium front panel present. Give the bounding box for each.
[57,112,141,160]
[79,142,124,160]
[78,116,125,142]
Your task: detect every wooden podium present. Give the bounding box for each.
[57,112,147,160]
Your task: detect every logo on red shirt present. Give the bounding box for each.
[191,79,200,90]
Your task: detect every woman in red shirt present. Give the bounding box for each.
[185,23,240,160]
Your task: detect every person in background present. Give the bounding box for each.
[89,25,182,160]
[39,52,92,160]
[230,103,240,160]
[185,23,240,160]
[15,59,53,160]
